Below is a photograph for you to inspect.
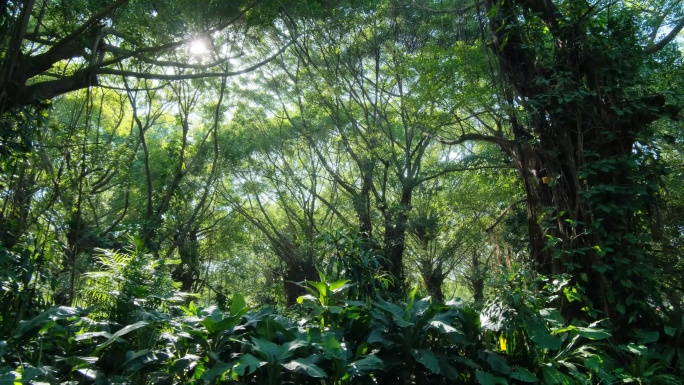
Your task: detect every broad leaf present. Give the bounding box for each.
[347,354,383,376]
[329,279,351,293]
[15,307,80,338]
[95,321,149,353]
[367,329,394,347]
[541,365,572,385]
[200,360,233,382]
[276,339,308,362]
[200,315,241,334]
[576,327,610,340]
[125,349,157,371]
[510,367,539,382]
[170,355,199,374]
[74,331,113,341]
[476,371,507,385]
[479,350,511,374]
[635,330,659,344]
[251,338,280,362]
[283,355,327,378]
[526,322,562,350]
[230,293,248,316]
[232,354,266,377]
[411,349,440,374]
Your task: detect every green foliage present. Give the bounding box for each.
[80,239,183,322]
[0,0,682,384]
[317,229,389,302]
[0,265,682,384]
[482,269,616,383]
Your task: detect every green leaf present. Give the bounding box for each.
[620,343,646,356]
[438,358,460,380]
[309,281,328,299]
[428,318,460,334]
[200,360,233,382]
[576,327,611,340]
[74,331,112,341]
[297,294,316,304]
[55,356,99,366]
[476,371,507,385]
[347,354,383,377]
[329,279,351,292]
[327,305,343,314]
[39,320,56,334]
[200,314,241,333]
[15,307,80,338]
[479,350,510,374]
[373,299,412,327]
[541,365,572,385]
[94,321,149,353]
[526,322,562,350]
[19,366,46,384]
[0,372,18,385]
[169,355,199,374]
[231,354,266,377]
[583,356,601,372]
[276,339,308,361]
[251,338,279,362]
[510,367,539,382]
[125,349,157,371]
[230,293,248,316]
[635,330,659,344]
[283,356,327,378]
[411,349,440,374]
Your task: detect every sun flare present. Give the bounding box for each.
[190,40,208,55]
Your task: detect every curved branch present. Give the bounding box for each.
[93,39,295,80]
[424,132,516,150]
[411,1,482,14]
[101,43,243,70]
[485,198,526,233]
[645,16,684,54]
[50,0,129,52]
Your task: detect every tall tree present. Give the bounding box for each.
[260,0,508,295]
[479,0,682,330]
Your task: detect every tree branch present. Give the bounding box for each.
[485,198,526,233]
[424,132,515,150]
[93,39,294,80]
[645,16,684,54]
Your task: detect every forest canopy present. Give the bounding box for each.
[1,0,683,384]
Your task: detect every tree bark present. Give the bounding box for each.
[484,0,670,329]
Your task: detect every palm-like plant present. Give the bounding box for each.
[80,239,182,322]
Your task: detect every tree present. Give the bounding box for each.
[256,0,514,296]
[479,0,683,331]
[0,0,300,111]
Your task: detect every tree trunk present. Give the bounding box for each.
[382,185,413,297]
[423,270,444,303]
[173,230,200,292]
[484,0,669,330]
[282,258,317,306]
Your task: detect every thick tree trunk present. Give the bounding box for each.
[484,0,668,329]
[282,258,317,306]
[0,162,34,250]
[423,270,444,303]
[382,185,413,296]
[173,230,200,292]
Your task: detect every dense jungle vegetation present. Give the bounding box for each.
[1,0,683,383]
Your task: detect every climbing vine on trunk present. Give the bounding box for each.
[484,0,675,333]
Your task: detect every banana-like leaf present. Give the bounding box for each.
[283,355,327,378]
[94,321,149,353]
